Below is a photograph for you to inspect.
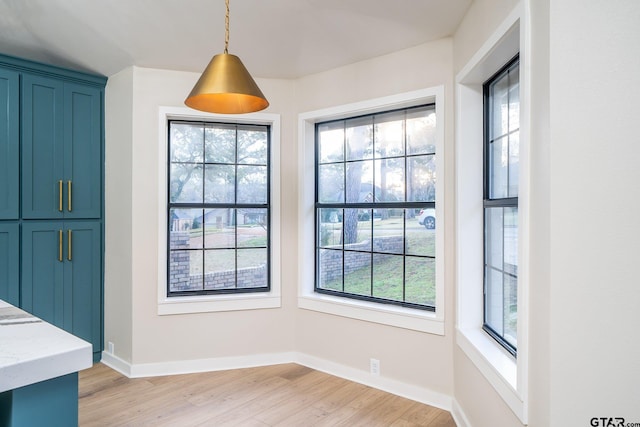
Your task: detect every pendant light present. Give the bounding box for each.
[185,0,269,114]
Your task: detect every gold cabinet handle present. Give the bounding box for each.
[67,229,72,261]
[58,229,63,261]
[59,180,63,212]
[67,180,72,212]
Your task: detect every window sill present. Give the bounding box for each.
[158,292,281,315]
[298,293,444,335]
[456,327,525,421]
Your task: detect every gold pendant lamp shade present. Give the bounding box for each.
[185,53,268,114]
[185,0,268,114]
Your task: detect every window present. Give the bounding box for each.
[456,10,527,422]
[483,56,519,355]
[315,105,437,310]
[167,121,270,296]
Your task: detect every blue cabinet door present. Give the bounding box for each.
[64,84,102,219]
[21,220,102,358]
[0,223,19,305]
[0,69,19,219]
[63,221,102,357]
[21,74,64,220]
[21,221,65,326]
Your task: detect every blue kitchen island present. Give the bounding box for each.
[0,299,92,427]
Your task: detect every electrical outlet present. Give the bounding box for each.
[108,341,114,354]
[370,358,380,376]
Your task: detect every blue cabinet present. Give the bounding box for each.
[0,53,106,363]
[0,373,80,427]
[22,221,102,360]
[0,223,19,305]
[21,75,102,220]
[0,68,19,219]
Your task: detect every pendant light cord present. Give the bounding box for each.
[224,0,229,54]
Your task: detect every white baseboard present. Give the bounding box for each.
[100,351,132,377]
[101,350,296,378]
[294,352,452,412]
[100,350,453,415]
[451,398,472,427]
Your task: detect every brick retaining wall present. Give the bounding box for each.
[169,231,267,291]
[319,235,404,282]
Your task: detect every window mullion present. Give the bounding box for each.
[201,128,206,292]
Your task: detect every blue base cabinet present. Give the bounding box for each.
[0,373,79,427]
[0,53,106,363]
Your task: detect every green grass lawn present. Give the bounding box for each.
[321,257,435,306]
[320,216,436,306]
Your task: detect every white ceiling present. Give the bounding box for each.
[0,0,472,79]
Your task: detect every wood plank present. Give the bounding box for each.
[399,400,443,425]
[209,368,333,426]
[313,386,390,427]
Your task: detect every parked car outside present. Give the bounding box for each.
[417,208,436,229]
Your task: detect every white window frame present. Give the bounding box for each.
[298,87,445,335]
[455,4,529,423]
[157,106,281,315]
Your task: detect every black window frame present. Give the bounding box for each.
[482,54,520,356]
[314,104,437,311]
[166,120,271,297]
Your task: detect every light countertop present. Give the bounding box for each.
[0,299,92,393]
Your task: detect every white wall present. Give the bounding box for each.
[104,67,134,362]
[295,39,456,399]
[453,0,520,73]
[549,0,640,424]
[105,67,298,366]
[527,0,550,425]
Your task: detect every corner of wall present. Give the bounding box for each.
[104,66,135,364]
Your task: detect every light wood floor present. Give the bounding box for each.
[79,363,456,426]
